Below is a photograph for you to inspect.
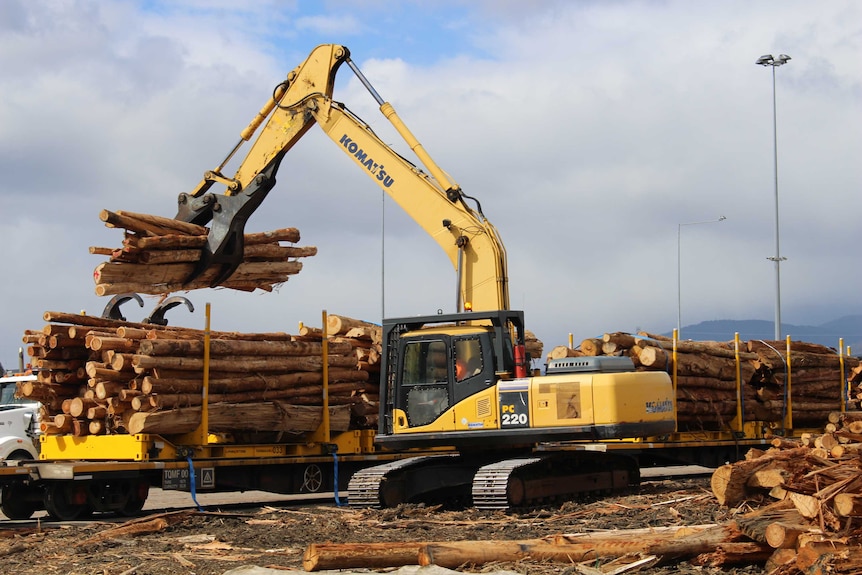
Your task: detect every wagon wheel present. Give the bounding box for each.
[1,483,39,520]
[301,464,324,493]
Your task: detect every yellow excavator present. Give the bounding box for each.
[175,44,675,509]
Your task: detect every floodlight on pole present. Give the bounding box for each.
[756,53,790,340]
[677,216,727,338]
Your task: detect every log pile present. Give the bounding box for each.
[547,331,860,431]
[524,330,543,363]
[21,311,382,439]
[90,210,318,295]
[710,414,862,573]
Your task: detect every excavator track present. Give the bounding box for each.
[348,455,459,508]
[349,451,640,511]
[471,452,640,511]
[471,457,544,509]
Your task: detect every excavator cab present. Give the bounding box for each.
[398,330,493,427]
[377,310,525,439]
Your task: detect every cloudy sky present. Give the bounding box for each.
[1,0,860,370]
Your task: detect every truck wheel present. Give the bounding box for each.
[1,483,39,520]
[5,449,34,462]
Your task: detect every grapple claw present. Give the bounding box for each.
[177,163,280,287]
[144,296,195,326]
[101,293,145,321]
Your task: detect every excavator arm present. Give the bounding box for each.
[175,44,509,312]
[176,44,350,285]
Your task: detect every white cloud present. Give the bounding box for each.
[1,0,859,368]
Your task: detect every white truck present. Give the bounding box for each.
[0,373,41,461]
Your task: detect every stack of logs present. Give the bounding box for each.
[547,332,861,431]
[524,330,543,364]
[710,411,862,573]
[19,311,381,439]
[90,209,318,295]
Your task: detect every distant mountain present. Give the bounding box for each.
[666,315,862,353]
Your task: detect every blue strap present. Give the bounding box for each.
[333,452,345,507]
[186,454,204,511]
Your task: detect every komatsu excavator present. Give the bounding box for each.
[174,44,676,509]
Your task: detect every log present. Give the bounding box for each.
[132,234,207,250]
[137,249,202,264]
[136,338,352,357]
[326,314,378,336]
[764,548,797,573]
[580,338,603,356]
[132,381,369,410]
[140,368,369,395]
[689,541,776,566]
[114,209,208,236]
[675,351,737,380]
[131,353,357,373]
[673,340,754,361]
[298,325,324,338]
[244,227,301,244]
[418,525,742,568]
[833,493,862,517]
[602,332,638,348]
[145,328,295,341]
[94,381,127,400]
[637,346,668,369]
[711,458,778,506]
[93,260,302,287]
[764,522,813,549]
[68,397,101,418]
[126,402,351,434]
[302,542,423,571]
[748,340,839,356]
[243,244,317,259]
[746,466,789,489]
[547,345,582,360]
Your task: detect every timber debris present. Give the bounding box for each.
[710,415,862,574]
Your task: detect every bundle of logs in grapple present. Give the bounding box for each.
[708,412,862,573]
[547,332,862,431]
[18,311,381,438]
[90,209,318,295]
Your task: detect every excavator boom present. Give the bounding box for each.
[175,44,508,311]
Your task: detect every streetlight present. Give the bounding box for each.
[678,216,726,337]
[756,53,791,340]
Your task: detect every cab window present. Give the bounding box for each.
[401,339,449,427]
[454,337,483,382]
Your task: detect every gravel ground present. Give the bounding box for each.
[0,477,769,575]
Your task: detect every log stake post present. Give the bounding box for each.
[200,302,211,445]
[838,337,850,413]
[307,310,331,445]
[174,303,212,448]
[734,332,743,434]
[672,329,678,433]
[784,335,793,431]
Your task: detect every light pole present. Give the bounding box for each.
[677,216,726,337]
[756,53,790,340]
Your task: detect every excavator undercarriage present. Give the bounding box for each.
[348,449,640,511]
